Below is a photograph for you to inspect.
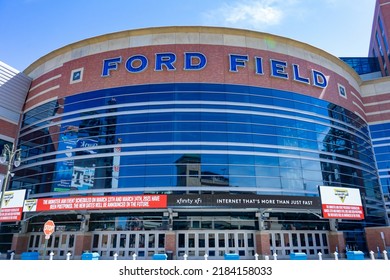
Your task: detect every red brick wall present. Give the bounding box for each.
[328,231,346,258]
[75,233,92,256]
[255,231,271,259]
[11,233,29,254]
[165,231,176,259]
[365,226,390,252]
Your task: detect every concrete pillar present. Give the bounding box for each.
[365,226,390,252]
[328,231,346,258]
[255,231,271,259]
[74,233,93,257]
[11,233,30,254]
[165,231,176,259]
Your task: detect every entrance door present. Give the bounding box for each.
[27,232,76,259]
[176,230,256,259]
[269,230,330,258]
[91,230,166,259]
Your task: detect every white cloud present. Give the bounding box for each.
[203,0,300,30]
[224,1,282,26]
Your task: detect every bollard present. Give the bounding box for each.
[114,253,118,260]
[318,252,322,260]
[383,250,388,260]
[370,251,375,260]
[204,254,208,260]
[254,253,259,260]
[273,252,277,260]
[264,255,269,260]
[183,253,188,260]
[334,251,338,260]
[377,246,381,259]
[132,253,137,260]
[66,252,71,260]
[49,252,54,260]
[10,252,15,260]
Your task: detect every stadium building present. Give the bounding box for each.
[1,2,390,260]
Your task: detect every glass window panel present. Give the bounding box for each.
[229,176,256,187]
[302,170,323,181]
[228,133,253,143]
[279,158,301,167]
[158,234,165,248]
[300,234,306,246]
[189,234,195,248]
[228,165,255,176]
[129,234,136,248]
[121,166,145,176]
[280,167,302,179]
[68,235,75,248]
[252,135,278,145]
[148,234,155,248]
[228,154,254,164]
[111,235,117,248]
[281,179,304,191]
[199,234,205,248]
[256,177,281,189]
[202,154,228,164]
[174,132,201,141]
[218,234,225,247]
[201,132,227,142]
[208,234,215,248]
[139,234,145,248]
[256,166,280,177]
[178,234,185,248]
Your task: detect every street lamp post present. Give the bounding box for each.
[0,144,21,212]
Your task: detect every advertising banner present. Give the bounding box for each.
[0,189,26,222]
[71,165,95,190]
[23,194,167,212]
[53,129,77,192]
[23,193,322,213]
[167,194,321,209]
[318,186,365,220]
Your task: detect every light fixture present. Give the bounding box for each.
[0,144,22,211]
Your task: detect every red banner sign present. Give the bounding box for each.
[0,207,23,222]
[322,204,364,220]
[0,189,26,221]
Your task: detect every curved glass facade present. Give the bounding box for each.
[15,83,385,225]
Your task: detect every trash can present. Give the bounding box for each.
[289,252,307,260]
[346,251,364,260]
[166,251,173,260]
[224,253,240,260]
[152,253,168,260]
[6,250,15,259]
[21,252,39,260]
[81,252,100,260]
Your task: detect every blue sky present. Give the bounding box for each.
[0,0,375,71]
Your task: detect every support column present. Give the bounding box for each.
[255,231,271,259]
[11,233,30,254]
[74,233,93,258]
[365,226,390,252]
[165,231,176,260]
[328,231,346,258]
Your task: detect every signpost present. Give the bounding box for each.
[43,220,55,260]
